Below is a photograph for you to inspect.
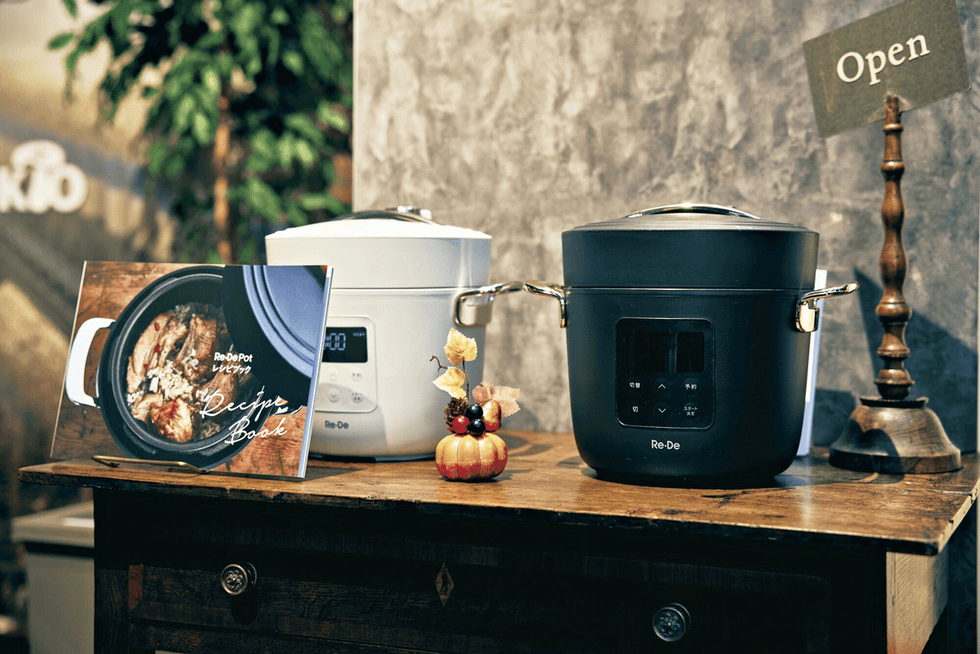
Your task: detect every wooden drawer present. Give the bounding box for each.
[109,496,830,653]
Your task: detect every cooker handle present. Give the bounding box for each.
[795,282,859,333]
[625,203,762,221]
[338,207,436,224]
[64,317,115,408]
[455,281,525,327]
[523,282,568,329]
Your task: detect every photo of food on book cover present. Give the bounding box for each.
[51,261,333,479]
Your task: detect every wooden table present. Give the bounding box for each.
[19,430,980,654]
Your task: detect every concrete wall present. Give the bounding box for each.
[353,0,979,453]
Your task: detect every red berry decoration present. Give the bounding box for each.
[450,415,470,434]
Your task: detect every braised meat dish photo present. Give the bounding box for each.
[125,303,257,443]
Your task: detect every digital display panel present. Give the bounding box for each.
[630,330,704,373]
[633,331,670,373]
[675,331,705,373]
[322,327,368,363]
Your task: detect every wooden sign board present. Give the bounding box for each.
[804,0,970,137]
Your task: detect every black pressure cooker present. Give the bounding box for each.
[526,204,858,482]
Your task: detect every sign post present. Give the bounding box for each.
[804,0,970,473]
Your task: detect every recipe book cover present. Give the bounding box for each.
[51,261,333,479]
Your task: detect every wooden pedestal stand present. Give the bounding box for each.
[829,96,961,474]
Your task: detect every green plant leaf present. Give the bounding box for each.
[284,113,325,147]
[191,112,213,145]
[276,132,295,169]
[244,52,262,77]
[316,102,350,133]
[250,129,277,159]
[265,27,280,67]
[165,155,185,179]
[270,7,289,24]
[284,201,308,227]
[244,177,281,220]
[330,5,349,24]
[293,139,316,168]
[216,51,234,77]
[281,50,304,75]
[174,94,196,133]
[201,67,221,95]
[48,32,75,50]
[229,2,263,38]
[298,192,342,212]
[195,31,226,51]
[62,0,78,18]
[246,152,273,172]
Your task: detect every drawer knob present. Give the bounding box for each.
[652,602,691,642]
[220,562,257,596]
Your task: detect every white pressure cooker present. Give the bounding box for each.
[265,208,519,460]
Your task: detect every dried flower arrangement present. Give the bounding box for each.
[431,329,520,481]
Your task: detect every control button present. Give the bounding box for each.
[350,368,363,383]
[627,376,643,392]
[326,367,340,382]
[682,403,699,419]
[654,378,670,398]
[351,391,364,404]
[654,402,670,419]
[682,378,700,395]
[327,388,342,403]
[628,403,642,416]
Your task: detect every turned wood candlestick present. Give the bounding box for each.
[829,96,960,474]
[873,96,914,400]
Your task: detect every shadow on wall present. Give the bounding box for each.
[813,269,977,453]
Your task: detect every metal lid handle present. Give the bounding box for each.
[337,207,435,224]
[624,203,762,221]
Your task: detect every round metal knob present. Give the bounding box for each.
[652,602,691,642]
[220,562,256,596]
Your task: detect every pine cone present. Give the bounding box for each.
[444,397,469,425]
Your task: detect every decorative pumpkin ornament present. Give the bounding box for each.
[435,431,508,481]
[431,330,520,482]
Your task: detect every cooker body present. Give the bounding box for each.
[310,288,486,460]
[565,287,812,480]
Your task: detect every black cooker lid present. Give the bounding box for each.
[562,204,819,289]
[222,265,327,407]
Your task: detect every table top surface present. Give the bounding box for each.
[20,430,980,556]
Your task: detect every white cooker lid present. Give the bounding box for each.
[265,210,491,289]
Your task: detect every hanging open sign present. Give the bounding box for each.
[803,0,970,137]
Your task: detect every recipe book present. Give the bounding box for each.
[51,261,333,479]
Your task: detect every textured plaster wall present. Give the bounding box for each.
[354,0,979,452]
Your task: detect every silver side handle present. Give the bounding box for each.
[795,282,859,333]
[523,281,568,329]
[454,281,525,327]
